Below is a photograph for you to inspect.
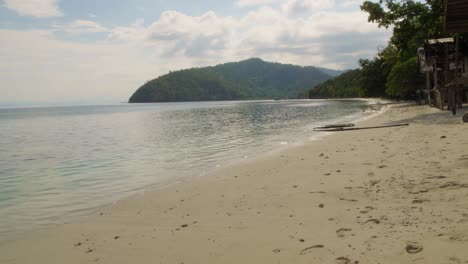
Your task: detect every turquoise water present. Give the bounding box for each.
[0,99,372,239]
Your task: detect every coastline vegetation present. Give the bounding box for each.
[131,0,448,103]
[129,58,333,102]
[309,0,444,99]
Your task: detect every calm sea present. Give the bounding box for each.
[0,99,374,240]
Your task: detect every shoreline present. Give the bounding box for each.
[1,103,467,263]
[0,99,376,243]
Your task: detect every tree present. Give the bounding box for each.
[357,0,444,98]
[309,69,364,98]
[309,1,446,100]
[359,57,387,97]
[386,57,422,98]
[378,44,400,77]
[361,0,444,59]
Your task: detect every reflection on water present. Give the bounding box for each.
[0,99,370,239]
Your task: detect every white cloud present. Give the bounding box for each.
[341,0,364,7]
[0,6,391,102]
[107,19,148,43]
[62,20,109,33]
[235,0,277,7]
[105,7,389,69]
[3,0,62,18]
[283,0,335,16]
[0,30,159,102]
[63,20,108,33]
[88,13,97,18]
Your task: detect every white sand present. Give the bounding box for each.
[1,103,467,264]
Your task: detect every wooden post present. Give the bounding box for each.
[433,58,442,109]
[445,43,450,111]
[435,89,442,109]
[455,35,460,108]
[426,71,431,106]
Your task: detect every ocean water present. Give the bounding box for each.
[0,99,374,240]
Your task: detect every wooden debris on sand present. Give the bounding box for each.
[314,123,409,132]
[314,123,355,129]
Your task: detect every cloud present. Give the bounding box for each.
[316,31,390,67]
[147,11,236,57]
[235,0,277,7]
[341,0,364,7]
[0,6,391,102]
[282,0,335,16]
[0,29,159,102]
[105,7,389,69]
[3,0,62,18]
[107,19,148,43]
[62,20,108,33]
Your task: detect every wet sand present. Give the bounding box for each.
[1,103,468,264]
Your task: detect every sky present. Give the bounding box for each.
[0,0,392,104]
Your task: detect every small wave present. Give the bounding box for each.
[0,99,372,241]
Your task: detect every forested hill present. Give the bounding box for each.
[309,69,364,98]
[128,58,333,103]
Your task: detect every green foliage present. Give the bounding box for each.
[361,0,444,59]
[307,0,444,100]
[129,58,332,103]
[359,57,388,97]
[309,69,364,98]
[378,44,400,77]
[129,69,249,102]
[357,0,444,98]
[385,57,423,98]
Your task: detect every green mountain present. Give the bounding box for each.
[316,67,345,77]
[309,69,364,98]
[129,58,333,103]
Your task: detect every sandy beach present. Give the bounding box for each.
[1,103,467,264]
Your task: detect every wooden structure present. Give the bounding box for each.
[416,0,468,114]
[418,37,468,114]
[445,0,468,33]
[445,0,468,113]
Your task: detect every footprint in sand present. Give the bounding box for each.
[339,198,358,202]
[299,245,324,255]
[363,219,380,225]
[360,206,375,214]
[369,180,381,186]
[440,182,468,189]
[405,241,423,254]
[335,256,353,264]
[457,213,468,224]
[426,175,447,179]
[412,199,429,204]
[336,228,352,238]
[448,256,465,263]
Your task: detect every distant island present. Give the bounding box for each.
[128,58,341,103]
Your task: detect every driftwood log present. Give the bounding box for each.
[314,123,355,129]
[314,123,409,132]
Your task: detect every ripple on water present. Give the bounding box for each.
[0,99,374,240]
